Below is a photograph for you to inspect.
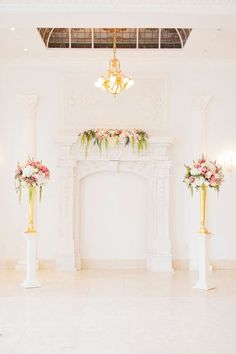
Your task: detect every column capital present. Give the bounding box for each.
[17,94,39,118]
[192,96,212,113]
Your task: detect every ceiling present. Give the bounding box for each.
[1,0,236,29]
[0,1,236,62]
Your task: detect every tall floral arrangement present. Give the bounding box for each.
[183,155,224,195]
[15,157,50,202]
[78,128,149,156]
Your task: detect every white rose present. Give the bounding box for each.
[190,167,200,176]
[205,171,212,179]
[22,165,35,178]
[196,176,207,186]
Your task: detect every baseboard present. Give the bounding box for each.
[81,259,146,269]
[0,259,56,271]
[173,259,236,270]
[39,259,56,270]
[172,259,189,270]
[0,259,16,270]
[211,260,236,270]
[1,258,236,271]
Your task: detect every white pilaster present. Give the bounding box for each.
[188,96,212,271]
[57,139,77,271]
[17,94,39,157]
[16,95,39,272]
[147,161,173,272]
[192,95,211,155]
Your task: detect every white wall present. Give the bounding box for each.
[0,56,236,268]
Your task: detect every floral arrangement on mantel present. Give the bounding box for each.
[78,128,150,156]
[15,157,50,202]
[183,155,224,195]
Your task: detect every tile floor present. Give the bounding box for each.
[0,270,236,354]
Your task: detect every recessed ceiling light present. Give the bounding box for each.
[24,48,28,52]
[10,27,15,31]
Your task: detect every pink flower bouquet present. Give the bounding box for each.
[15,157,50,201]
[183,155,224,194]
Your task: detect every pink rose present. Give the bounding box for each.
[41,166,48,173]
[189,176,195,182]
[210,175,216,182]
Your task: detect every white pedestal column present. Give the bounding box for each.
[193,234,214,290]
[21,234,41,289]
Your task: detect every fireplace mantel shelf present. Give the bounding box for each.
[56,135,174,162]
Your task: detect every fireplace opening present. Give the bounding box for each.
[79,171,147,269]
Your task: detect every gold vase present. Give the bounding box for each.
[25,185,37,234]
[199,184,210,234]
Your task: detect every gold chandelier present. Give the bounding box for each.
[95,29,134,97]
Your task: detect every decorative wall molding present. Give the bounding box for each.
[57,135,174,272]
[63,76,168,134]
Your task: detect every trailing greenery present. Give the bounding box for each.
[78,128,149,157]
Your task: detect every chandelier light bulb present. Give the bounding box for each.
[127,79,134,89]
[95,77,105,88]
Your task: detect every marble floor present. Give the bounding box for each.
[0,270,236,354]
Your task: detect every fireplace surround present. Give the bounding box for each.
[57,135,174,272]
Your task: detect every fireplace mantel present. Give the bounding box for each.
[57,135,174,272]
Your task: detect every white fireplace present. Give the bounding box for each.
[57,136,174,272]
